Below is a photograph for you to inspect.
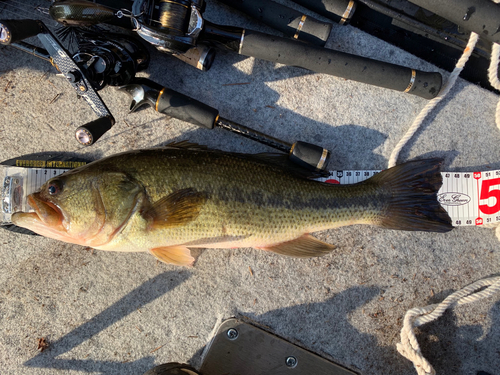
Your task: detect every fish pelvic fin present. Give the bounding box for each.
[144,188,207,229]
[260,234,336,258]
[149,246,195,266]
[370,158,453,232]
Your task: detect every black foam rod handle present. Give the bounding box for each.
[291,0,357,24]
[407,0,500,45]
[156,88,219,129]
[289,141,331,171]
[239,29,442,99]
[217,0,332,46]
[0,19,44,45]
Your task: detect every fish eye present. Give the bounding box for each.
[47,180,63,195]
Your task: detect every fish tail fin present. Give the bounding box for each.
[370,158,453,232]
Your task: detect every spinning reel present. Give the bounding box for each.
[49,0,216,71]
[48,0,443,99]
[131,0,205,54]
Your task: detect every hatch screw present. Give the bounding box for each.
[226,328,238,340]
[285,356,297,368]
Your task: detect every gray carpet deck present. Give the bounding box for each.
[0,1,499,374]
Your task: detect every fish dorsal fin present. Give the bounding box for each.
[149,245,195,266]
[163,142,327,179]
[144,188,207,229]
[245,153,329,179]
[260,234,336,258]
[164,140,208,151]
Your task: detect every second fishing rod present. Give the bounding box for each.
[0,18,329,171]
[48,0,442,99]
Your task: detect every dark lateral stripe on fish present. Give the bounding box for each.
[181,235,250,247]
[371,158,453,232]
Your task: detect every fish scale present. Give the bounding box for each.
[11,145,453,266]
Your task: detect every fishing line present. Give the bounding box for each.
[0,5,38,19]
[0,0,51,20]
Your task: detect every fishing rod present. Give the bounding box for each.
[288,0,498,92]
[214,0,334,47]
[45,0,442,99]
[0,14,330,170]
[119,78,331,171]
[406,0,500,45]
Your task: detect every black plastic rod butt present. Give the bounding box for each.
[239,30,442,99]
[289,141,331,171]
[291,0,357,25]
[217,0,332,46]
[0,19,44,45]
[407,0,500,45]
[75,117,115,145]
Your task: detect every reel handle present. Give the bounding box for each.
[239,29,442,99]
[0,19,44,45]
[75,117,115,146]
[217,0,332,46]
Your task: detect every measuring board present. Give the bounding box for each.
[3,164,500,228]
[1,162,85,225]
[316,169,500,227]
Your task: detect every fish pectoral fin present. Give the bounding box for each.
[260,234,336,258]
[144,188,207,229]
[149,246,195,266]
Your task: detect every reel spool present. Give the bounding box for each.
[155,0,191,35]
[135,0,204,54]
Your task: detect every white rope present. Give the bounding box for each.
[388,32,480,168]
[390,2,500,374]
[397,276,500,375]
[487,42,500,131]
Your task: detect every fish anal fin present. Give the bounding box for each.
[260,234,335,258]
[150,246,195,266]
[144,188,206,229]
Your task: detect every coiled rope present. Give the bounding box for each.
[394,2,500,373]
[397,277,500,375]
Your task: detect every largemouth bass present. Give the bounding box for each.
[11,143,453,266]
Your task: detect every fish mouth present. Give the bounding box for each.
[11,193,65,235]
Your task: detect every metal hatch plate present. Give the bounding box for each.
[200,318,359,375]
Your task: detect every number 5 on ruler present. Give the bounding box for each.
[479,178,500,215]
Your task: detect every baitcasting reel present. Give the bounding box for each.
[72,30,149,91]
[0,16,330,171]
[0,18,149,144]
